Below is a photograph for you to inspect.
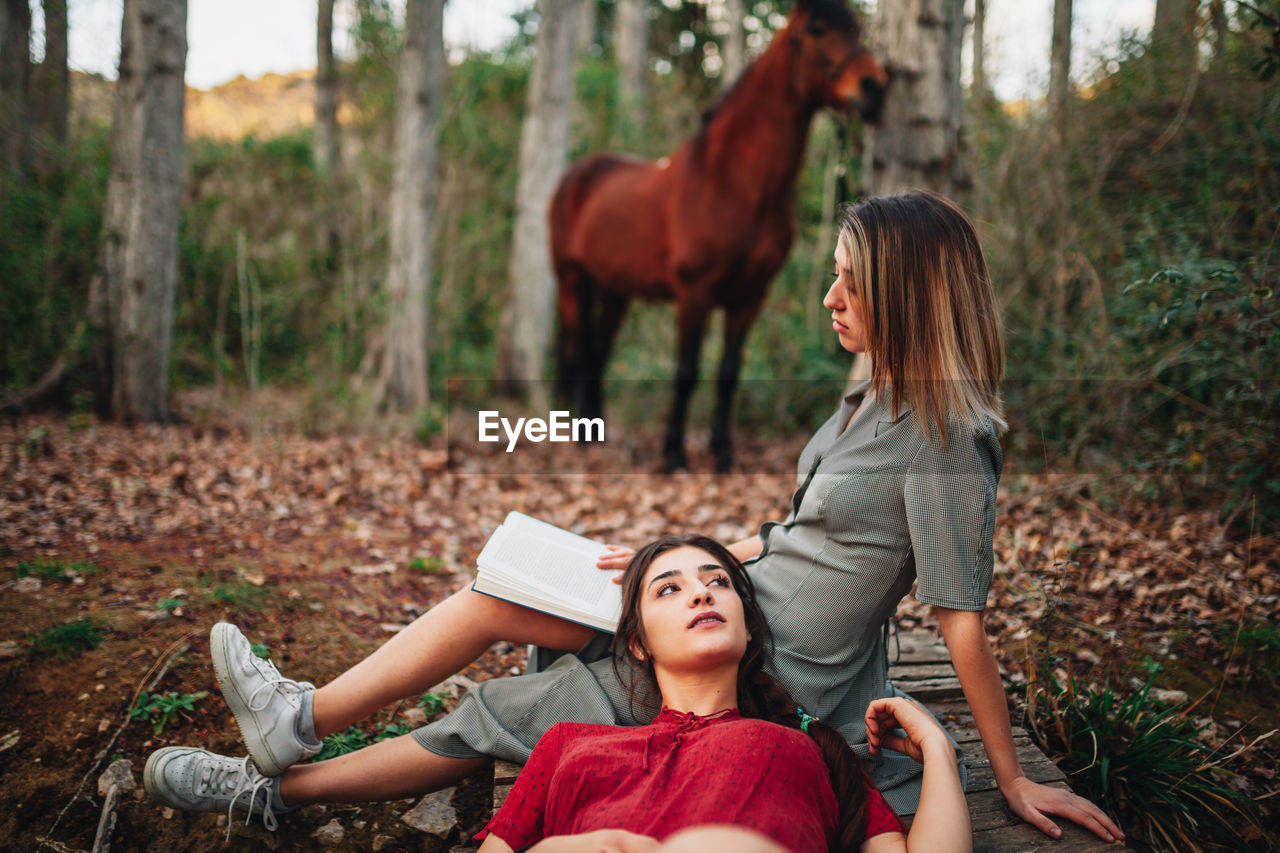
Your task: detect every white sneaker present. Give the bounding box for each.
[144,747,284,837]
[210,622,320,776]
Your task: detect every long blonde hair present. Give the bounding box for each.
[838,191,1006,444]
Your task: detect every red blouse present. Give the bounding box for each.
[481,707,905,852]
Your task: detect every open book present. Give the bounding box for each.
[472,511,622,633]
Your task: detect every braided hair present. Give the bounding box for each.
[611,534,871,852]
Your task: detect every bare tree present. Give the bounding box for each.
[1049,0,1072,140]
[0,0,31,172]
[615,0,647,141]
[577,0,596,55]
[91,0,187,421]
[376,0,444,409]
[857,0,966,384]
[862,0,968,197]
[314,0,340,176]
[1153,0,1201,70]
[497,0,577,395]
[971,0,988,98]
[32,0,68,148]
[722,0,746,87]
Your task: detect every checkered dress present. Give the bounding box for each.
[413,382,1003,815]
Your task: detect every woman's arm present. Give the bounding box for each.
[861,697,970,853]
[597,536,763,574]
[936,607,1124,843]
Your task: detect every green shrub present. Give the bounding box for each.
[408,556,445,574]
[1217,618,1280,687]
[17,559,95,581]
[417,692,449,715]
[29,619,106,658]
[1022,659,1264,850]
[250,642,271,660]
[312,726,370,761]
[130,691,209,735]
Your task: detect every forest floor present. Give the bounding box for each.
[2,391,1278,852]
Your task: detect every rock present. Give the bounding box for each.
[1151,688,1188,706]
[401,707,428,726]
[372,835,396,851]
[0,641,22,658]
[401,787,458,838]
[312,819,345,846]
[97,759,135,797]
[162,808,175,820]
[300,804,329,820]
[14,577,41,593]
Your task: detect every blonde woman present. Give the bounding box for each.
[145,192,1123,844]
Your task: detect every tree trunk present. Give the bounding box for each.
[722,0,746,88]
[0,0,31,172]
[91,0,187,422]
[1048,0,1073,362]
[856,0,966,385]
[32,0,68,148]
[314,0,340,176]
[862,0,968,197]
[971,0,988,98]
[1049,0,1072,141]
[497,0,577,395]
[378,0,444,409]
[1153,0,1200,71]
[615,0,646,142]
[577,0,596,56]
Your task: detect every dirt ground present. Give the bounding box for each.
[2,402,1277,851]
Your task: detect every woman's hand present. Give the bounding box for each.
[1000,776,1124,844]
[597,545,635,583]
[864,696,952,763]
[529,829,660,853]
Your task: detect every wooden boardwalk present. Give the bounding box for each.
[494,631,1127,851]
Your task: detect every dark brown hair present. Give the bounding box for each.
[611,534,871,851]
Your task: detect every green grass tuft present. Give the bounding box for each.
[29,619,106,658]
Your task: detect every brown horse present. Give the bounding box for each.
[551,0,886,472]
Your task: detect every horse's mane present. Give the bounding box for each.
[695,0,859,133]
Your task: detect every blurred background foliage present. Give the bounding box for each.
[0,0,1276,531]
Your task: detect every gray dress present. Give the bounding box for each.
[413,382,1003,815]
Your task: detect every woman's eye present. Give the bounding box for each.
[709,575,731,588]
[656,583,678,597]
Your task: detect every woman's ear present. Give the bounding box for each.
[628,637,648,662]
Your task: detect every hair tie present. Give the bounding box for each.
[796,706,818,734]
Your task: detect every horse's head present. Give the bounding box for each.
[787,0,888,123]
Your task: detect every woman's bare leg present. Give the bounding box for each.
[278,734,488,806]
[312,586,597,737]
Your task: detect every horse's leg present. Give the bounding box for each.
[572,270,600,419]
[711,299,764,472]
[663,297,711,472]
[555,264,584,407]
[585,288,629,421]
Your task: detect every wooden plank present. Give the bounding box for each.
[909,786,1130,851]
[961,736,1067,792]
[891,674,965,702]
[494,759,522,813]
[889,629,952,664]
[888,662,960,680]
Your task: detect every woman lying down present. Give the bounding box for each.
[473,535,971,853]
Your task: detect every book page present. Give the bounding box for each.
[486,514,614,607]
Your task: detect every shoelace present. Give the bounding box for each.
[243,656,314,717]
[196,755,279,841]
